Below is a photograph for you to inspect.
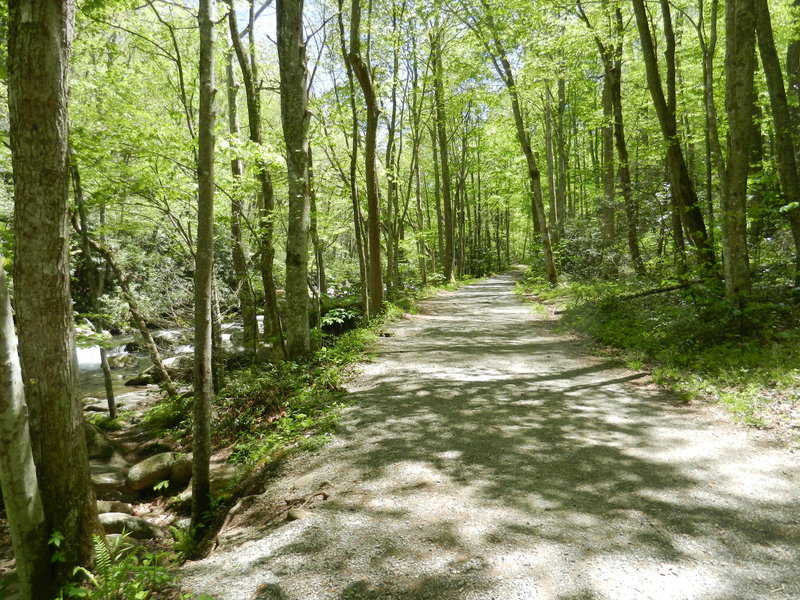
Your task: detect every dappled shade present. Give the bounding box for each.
[181,274,800,599]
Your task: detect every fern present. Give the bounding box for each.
[93,535,113,581]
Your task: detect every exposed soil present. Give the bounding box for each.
[180,272,800,600]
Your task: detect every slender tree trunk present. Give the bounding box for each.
[501,59,557,283]
[227,0,284,350]
[191,0,216,544]
[278,0,311,358]
[544,86,558,240]
[632,0,716,270]
[556,78,567,236]
[601,63,615,249]
[225,51,258,357]
[755,0,800,283]
[9,0,100,586]
[336,0,369,321]
[610,8,645,275]
[722,0,756,298]
[431,23,455,282]
[0,253,49,600]
[349,0,384,315]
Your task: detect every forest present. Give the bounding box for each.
[1,0,799,598]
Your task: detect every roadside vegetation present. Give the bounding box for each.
[517,267,800,434]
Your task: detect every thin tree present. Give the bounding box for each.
[631,0,716,271]
[348,0,384,315]
[431,17,456,282]
[455,0,557,284]
[753,0,800,283]
[191,0,217,544]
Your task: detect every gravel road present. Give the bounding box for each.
[180,272,800,600]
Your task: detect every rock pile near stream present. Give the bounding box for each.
[84,391,242,541]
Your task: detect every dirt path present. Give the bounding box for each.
[181,273,800,600]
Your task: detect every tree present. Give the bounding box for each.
[227,0,285,354]
[631,0,716,272]
[191,0,217,544]
[721,0,756,298]
[8,0,99,586]
[431,17,456,282]
[278,0,312,358]
[348,0,384,315]
[0,253,49,600]
[754,0,800,284]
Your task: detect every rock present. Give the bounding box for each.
[170,486,192,512]
[292,474,316,489]
[127,452,175,491]
[168,462,244,511]
[133,439,174,459]
[84,421,116,460]
[162,354,194,381]
[97,500,133,515]
[171,517,192,532]
[91,465,138,502]
[107,354,139,370]
[124,373,153,386]
[210,462,243,496]
[171,454,193,484]
[99,512,163,540]
[287,508,314,521]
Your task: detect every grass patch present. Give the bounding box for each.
[517,268,800,431]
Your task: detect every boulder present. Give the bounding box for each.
[91,465,138,502]
[127,452,175,491]
[84,421,116,460]
[287,508,314,521]
[107,354,139,370]
[171,454,193,484]
[99,512,163,540]
[124,373,153,386]
[97,500,133,515]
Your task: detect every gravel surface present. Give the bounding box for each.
[180,272,800,600]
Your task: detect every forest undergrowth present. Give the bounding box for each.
[517,267,800,441]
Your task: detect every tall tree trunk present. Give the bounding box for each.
[336,0,369,321]
[278,0,311,358]
[556,78,567,236]
[0,253,49,600]
[600,62,616,250]
[8,0,99,585]
[498,58,557,283]
[609,7,645,275]
[544,86,558,240]
[431,22,455,282]
[722,0,756,298]
[348,0,384,315]
[227,0,284,351]
[191,0,216,544]
[225,50,258,357]
[632,0,716,270]
[754,0,800,283]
